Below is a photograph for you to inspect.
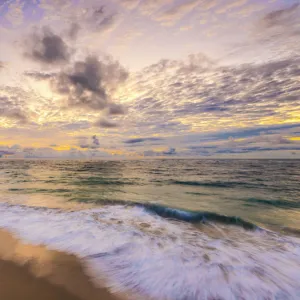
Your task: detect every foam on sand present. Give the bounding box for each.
[0,229,121,300]
[0,202,300,300]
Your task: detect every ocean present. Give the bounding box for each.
[1,159,300,299]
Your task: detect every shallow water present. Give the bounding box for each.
[1,159,300,299]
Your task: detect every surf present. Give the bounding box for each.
[0,202,300,300]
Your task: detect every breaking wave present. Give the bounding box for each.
[0,202,300,299]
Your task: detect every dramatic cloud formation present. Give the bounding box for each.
[0,0,300,158]
[0,106,28,124]
[22,25,129,119]
[24,27,71,64]
[50,55,128,112]
[0,91,30,124]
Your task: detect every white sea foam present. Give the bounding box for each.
[0,202,300,300]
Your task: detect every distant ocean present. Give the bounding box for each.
[1,159,300,299]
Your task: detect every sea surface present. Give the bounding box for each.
[1,159,300,299]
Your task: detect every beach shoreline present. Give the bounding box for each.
[0,228,125,300]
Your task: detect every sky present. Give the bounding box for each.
[0,0,300,159]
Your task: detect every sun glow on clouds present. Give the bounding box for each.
[290,137,300,141]
[0,0,300,158]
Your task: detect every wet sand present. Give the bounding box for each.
[0,259,83,300]
[0,229,124,300]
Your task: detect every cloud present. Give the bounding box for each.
[236,3,265,17]
[163,147,176,155]
[24,71,55,80]
[139,0,172,15]
[261,3,300,29]
[228,3,300,60]
[95,13,119,32]
[94,5,105,15]
[252,3,300,55]
[79,5,121,34]
[143,147,176,156]
[92,135,100,147]
[198,0,219,11]
[184,129,300,157]
[77,135,100,149]
[2,0,300,160]
[37,0,79,24]
[119,0,140,10]
[124,137,163,144]
[215,135,300,154]
[0,95,29,124]
[120,0,172,15]
[216,0,248,14]
[178,53,216,73]
[57,121,91,131]
[35,1,118,35]
[129,54,300,134]
[216,146,300,155]
[50,55,128,111]
[188,124,300,152]
[0,150,15,156]
[155,0,200,25]
[108,103,126,115]
[140,54,215,75]
[0,107,28,124]
[24,26,71,65]
[1,0,25,28]
[115,28,143,48]
[245,134,293,145]
[39,0,74,11]
[121,0,216,15]
[67,23,81,40]
[115,51,300,157]
[94,117,118,128]
[188,124,300,144]
[179,25,193,31]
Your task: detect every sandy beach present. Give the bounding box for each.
[0,229,123,300]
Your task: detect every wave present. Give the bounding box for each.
[140,203,258,230]
[245,198,300,209]
[72,177,136,186]
[0,202,300,300]
[168,179,262,188]
[67,199,259,230]
[169,179,236,187]
[185,191,214,196]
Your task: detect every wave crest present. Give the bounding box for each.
[0,203,300,300]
